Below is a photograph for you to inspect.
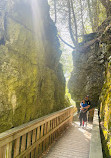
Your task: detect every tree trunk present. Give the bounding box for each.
[87,0,95,32]
[93,0,99,31]
[54,0,57,23]
[67,0,77,47]
[70,0,78,45]
[80,0,86,34]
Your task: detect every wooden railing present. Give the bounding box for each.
[88,108,95,121]
[0,106,75,158]
[89,109,103,158]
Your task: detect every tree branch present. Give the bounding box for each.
[58,34,75,49]
[78,38,99,53]
[58,34,100,52]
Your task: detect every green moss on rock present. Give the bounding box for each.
[0,0,66,133]
[100,47,111,157]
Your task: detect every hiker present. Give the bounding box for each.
[85,95,91,108]
[79,99,89,127]
[85,95,91,124]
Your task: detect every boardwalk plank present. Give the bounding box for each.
[43,121,92,158]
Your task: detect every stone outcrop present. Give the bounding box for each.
[99,23,111,157]
[69,17,111,156]
[99,59,111,157]
[69,18,111,107]
[0,0,66,133]
[68,36,105,108]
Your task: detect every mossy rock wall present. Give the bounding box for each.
[69,17,111,156]
[99,23,111,157]
[0,0,65,133]
[68,18,111,109]
[100,62,111,157]
[68,40,104,108]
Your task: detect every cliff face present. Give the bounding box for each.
[69,18,111,107]
[99,23,111,157]
[0,0,65,133]
[69,17,111,156]
[68,38,105,108]
[100,60,111,157]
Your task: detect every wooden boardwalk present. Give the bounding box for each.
[43,121,92,158]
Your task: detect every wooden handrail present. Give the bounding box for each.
[0,106,76,158]
[89,109,103,158]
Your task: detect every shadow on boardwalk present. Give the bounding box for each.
[43,121,92,158]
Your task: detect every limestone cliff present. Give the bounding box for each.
[68,36,105,108]
[69,17,111,156]
[99,23,111,157]
[100,60,111,157]
[0,0,66,133]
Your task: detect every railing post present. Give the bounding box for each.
[34,127,39,157]
[32,129,36,144]
[41,125,43,138]
[35,144,39,158]
[25,135,31,157]
[21,134,26,153]
[0,147,3,158]
[43,124,46,152]
[0,143,12,158]
[14,138,20,157]
[6,142,12,158]
[46,121,50,148]
[0,145,6,158]
[0,148,2,158]
[39,125,43,156]
[37,127,40,140]
[27,132,32,148]
[30,129,36,158]
[53,120,55,140]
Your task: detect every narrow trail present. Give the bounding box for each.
[43,121,92,158]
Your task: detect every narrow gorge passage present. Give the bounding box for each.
[0,0,111,157]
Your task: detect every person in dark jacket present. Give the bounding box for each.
[79,99,89,127]
[85,95,91,108]
[85,95,91,126]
